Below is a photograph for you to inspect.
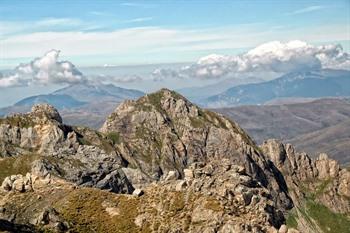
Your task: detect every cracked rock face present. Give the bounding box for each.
[262,139,350,214]
[31,104,63,123]
[0,104,134,194]
[0,159,296,233]
[101,89,293,212]
[0,91,349,233]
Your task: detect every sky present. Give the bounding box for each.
[0,0,349,68]
[0,0,349,107]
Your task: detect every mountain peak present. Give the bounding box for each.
[146,88,186,100]
[31,103,62,123]
[100,89,292,210]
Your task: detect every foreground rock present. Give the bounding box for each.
[262,139,350,232]
[0,159,300,232]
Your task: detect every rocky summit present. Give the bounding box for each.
[0,89,349,233]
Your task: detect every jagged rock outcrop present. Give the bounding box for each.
[0,104,68,156]
[101,89,293,212]
[0,172,61,196]
[0,90,349,233]
[0,159,300,233]
[261,139,350,231]
[0,104,134,194]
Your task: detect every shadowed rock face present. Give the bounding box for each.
[0,103,134,194]
[262,139,350,214]
[0,90,349,232]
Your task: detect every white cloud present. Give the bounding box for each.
[0,73,27,88]
[0,50,86,88]
[120,2,157,8]
[35,18,82,27]
[124,17,153,23]
[152,40,350,80]
[287,5,328,15]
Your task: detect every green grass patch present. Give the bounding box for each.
[147,91,165,113]
[0,153,39,183]
[106,131,120,145]
[77,137,92,146]
[315,179,332,196]
[286,211,298,229]
[189,117,205,128]
[305,199,350,233]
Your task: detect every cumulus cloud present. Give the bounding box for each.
[151,68,186,81]
[152,40,350,80]
[0,73,27,88]
[0,50,86,88]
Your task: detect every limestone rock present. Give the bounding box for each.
[164,170,178,181]
[100,89,293,211]
[31,104,62,123]
[132,188,144,197]
[0,90,349,232]
[279,224,288,233]
[315,153,340,179]
[176,180,187,191]
[1,174,34,192]
[184,169,194,180]
[261,138,350,217]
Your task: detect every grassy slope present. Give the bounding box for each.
[0,154,40,183]
[286,180,350,233]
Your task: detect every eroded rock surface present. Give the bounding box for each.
[101,89,293,211]
[0,90,349,233]
[262,139,350,215]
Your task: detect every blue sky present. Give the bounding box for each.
[0,0,349,68]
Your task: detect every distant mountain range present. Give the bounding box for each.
[287,119,350,165]
[15,94,87,109]
[177,76,263,102]
[2,68,349,116]
[1,76,350,165]
[0,83,144,118]
[215,98,350,165]
[202,69,350,108]
[53,83,144,102]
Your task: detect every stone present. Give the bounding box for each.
[1,177,12,191]
[132,188,144,197]
[287,229,300,233]
[338,172,350,197]
[165,170,178,181]
[261,139,286,167]
[12,177,25,192]
[315,154,340,179]
[31,104,62,123]
[175,180,187,191]
[184,169,194,180]
[278,224,288,233]
[242,192,254,206]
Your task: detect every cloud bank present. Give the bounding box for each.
[152,40,350,80]
[0,50,86,87]
[1,40,349,88]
